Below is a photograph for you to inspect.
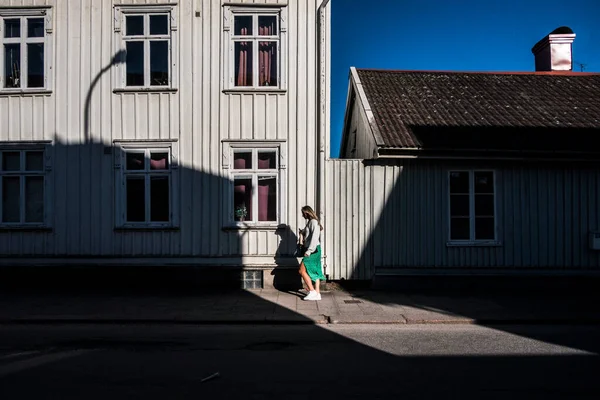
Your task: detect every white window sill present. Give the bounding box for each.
[446,241,502,247]
[223,223,282,232]
[222,88,287,95]
[0,89,52,96]
[115,226,180,232]
[113,87,178,94]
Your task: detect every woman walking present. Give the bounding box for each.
[298,205,325,301]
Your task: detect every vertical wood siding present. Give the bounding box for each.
[325,159,600,280]
[0,0,321,261]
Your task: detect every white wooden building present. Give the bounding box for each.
[0,0,332,288]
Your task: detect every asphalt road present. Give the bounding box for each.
[0,324,598,399]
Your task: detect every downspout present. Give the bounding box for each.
[317,0,331,277]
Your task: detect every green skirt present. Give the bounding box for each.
[303,245,325,282]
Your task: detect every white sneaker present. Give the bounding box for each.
[303,291,321,301]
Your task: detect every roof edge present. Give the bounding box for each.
[354,68,600,76]
[350,67,386,149]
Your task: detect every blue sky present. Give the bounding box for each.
[330,0,600,157]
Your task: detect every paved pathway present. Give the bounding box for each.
[1,288,599,325]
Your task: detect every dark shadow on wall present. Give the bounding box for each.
[272,225,302,292]
[339,156,600,354]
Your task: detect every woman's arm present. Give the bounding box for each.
[304,220,320,256]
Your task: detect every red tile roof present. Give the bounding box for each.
[355,69,600,152]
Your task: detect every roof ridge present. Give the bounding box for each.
[355,68,600,76]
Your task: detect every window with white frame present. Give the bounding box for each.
[114,6,177,89]
[226,144,284,225]
[449,170,496,242]
[224,7,286,89]
[1,148,47,226]
[114,142,178,228]
[0,8,53,91]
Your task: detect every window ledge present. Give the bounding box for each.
[446,241,502,247]
[223,223,283,232]
[0,89,52,96]
[115,226,180,232]
[113,88,178,94]
[222,88,287,95]
[0,226,52,232]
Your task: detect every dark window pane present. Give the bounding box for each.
[258,152,276,169]
[475,217,495,240]
[27,18,44,37]
[150,41,169,86]
[258,176,277,221]
[475,194,494,216]
[126,15,144,36]
[449,171,469,193]
[234,177,252,221]
[258,41,277,87]
[475,171,494,194]
[5,19,20,38]
[126,177,145,222]
[2,177,20,223]
[2,151,20,171]
[258,16,277,35]
[27,43,44,88]
[234,16,252,36]
[25,151,44,171]
[4,44,21,88]
[126,41,144,86]
[150,152,169,170]
[234,42,253,86]
[150,176,169,222]
[150,15,168,35]
[450,217,470,240]
[233,152,252,169]
[450,194,469,216]
[126,152,145,170]
[25,176,44,223]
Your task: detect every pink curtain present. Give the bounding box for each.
[258,184,269,221]
[234,181,252,221]
[234,158,246,169]
[259,21,275,86]
[237,28,249,86]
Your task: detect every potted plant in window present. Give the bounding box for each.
[235,204,248,222]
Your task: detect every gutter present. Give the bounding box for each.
[317,0,331,275]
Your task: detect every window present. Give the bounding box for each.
[224,7,287,90]
[114,142,179,228]
[0,8,53,91]
[1,148,47,226]
[223,142,286,227]
[114,6,177,90]
[449,170,496,242]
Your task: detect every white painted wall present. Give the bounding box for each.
[0,0,329,267]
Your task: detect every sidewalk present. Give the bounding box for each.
[1,287,600,325]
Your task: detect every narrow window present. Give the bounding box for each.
[231,12,280,88]
[449,170,496,242]
[1,149,46,225]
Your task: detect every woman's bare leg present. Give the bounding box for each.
[298,262,315,292]
[314,279,320,294]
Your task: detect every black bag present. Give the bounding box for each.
[294,243,306,257]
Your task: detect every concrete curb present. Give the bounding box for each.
[3,316,600,325]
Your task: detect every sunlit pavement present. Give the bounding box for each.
[1,288,600,325]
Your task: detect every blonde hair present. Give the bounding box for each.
[301,205,323,231]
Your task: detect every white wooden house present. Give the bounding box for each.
[0,0,332,289]
[331,27,600,283]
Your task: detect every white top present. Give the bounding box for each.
[301,219,321,256]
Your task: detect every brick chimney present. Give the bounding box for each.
[531,26,576,71]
